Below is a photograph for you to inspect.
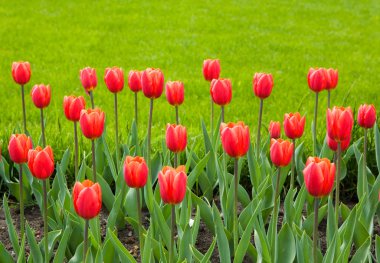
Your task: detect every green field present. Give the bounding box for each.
[1,0,379,161]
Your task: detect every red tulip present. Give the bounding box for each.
[283,112,306,139]
[31,84,51,109]
[220,122,250,158]
[104,67,124,93]
[158,166,187,204]
[203,59,221,81]
[63,95,86,122]
[270,138,293,167]
[12,62,31,85]
[128,70,142,92]
[269,121,281,139]
[307,68,327,92]
[166,81,184,106]
[210,79,232,106]
[141,68,164,99]
[327,135,351,152]
[80,67,97,92]
[357,104,376,129]
[8,134,33,163]
[28,146,54,180]
[303,157,335,197]
[326,106,353,142]
[325,68,338,90]
[123,156,148,188]
[253,73,273,99]
[79,108,105,139]
[166,124,187,153]
[73,180,102,219]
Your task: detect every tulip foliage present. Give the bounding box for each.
[1,60,380,263]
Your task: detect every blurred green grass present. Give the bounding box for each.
[0,0,379,161]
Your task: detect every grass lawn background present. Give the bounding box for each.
[0,0,379,162]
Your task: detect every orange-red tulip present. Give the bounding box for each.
[31,84,51,109]
[79,108,105,139]
[28,146,54,180]
[307,68,326,92]
[73,180,102,219]
[327,135,350,152]
[128,70,142,92]
[270,138,293,167]
[357,104,376,129]
[325,68,338,90]
[141,68,164,99]
[166,81,184,106]
[326,106,353,142]
[303,157,335,197]
[203,59,221,81]
[220,122,250,158]
[269,121,281,139]
[158,166,187,204]
[283,112,306,139]
[63,95,86,122]
[123,156,148,188]
[166,124,187,153]
[12,62,31,85]
[104,67,124,93]
[253,73,273,99]
[80,67,97,92]
[8,134,33,164]
[210,79,232,106]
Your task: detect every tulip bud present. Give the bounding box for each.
[79,108,105,140]
[8,134,33,163]
[31,84,51,109]
[326,106,353,142]
[210,79,232,106]
[141,68,164,99]
[283,112,306,139]
[327,135,350,152]
[203,59,221,81]
[357,104,376,129]
[220,122,250,158]
[303,157,335,197]
[166,124,187,153]
[270,138,293,167]
[12,62,31,85]
[253,73,273,99]
[123,156,148,188]
[269,121,281,139]
[166,81,184,106]
[73,180,102,219]
[28,146,54,180]
[325,68,338,90]
[104,67,124,93]
[158,166,187,204]
[80,67,97,92]
[307,68,327,92]
[63,95,86,122]
[128,70,142,92]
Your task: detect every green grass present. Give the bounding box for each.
[0,0,379,161]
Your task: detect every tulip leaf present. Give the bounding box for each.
[326,197,337,248]
[277,223,296,263]
[39,230,62,261]
[0,239,16,263]
[212,204,231,262]
[53,225,72,263]
[375,124,380,174]
[190,245,204,261]
[253,217,271,263]
[96,170,114,211]
[3,195,20,256]
[376,235,380,261]
[191,192,214,234]
[187,152,210,189]
[302,204,327,236]
[107,192,122,231]
[152,201,171,248]
[322,234,337,263]
[200,238,216,263]
[101,136,117,181]
[353,219,370,249]
[350,236,370,263]
[234,210,256,263]
[107,228,137,263]
[178,225,192,262]
[26,222,43,263]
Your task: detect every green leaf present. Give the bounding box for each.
[3,195,20,256]
[191,193,214,234]
[350,236,370,263]
[234,213,256,263]
[376,235,380,261]
[26,222,43,263]
[187,152,210,189]
[375,124,380,172]
[277,223,296,263]
[0,239,16,263]
[200,238,216,263]
[53,225,73,263]
[212,204,231,262]
[107,228,137,263]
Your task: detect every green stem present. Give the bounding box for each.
[256,99,263,159]
[19,164,24,241]
[363,129,367,190]
[233,158,239,252]
[40,108,46,147]
[221,106,225,123]
[134,92,138,126]
[290,139,296,190]
[210,97,214,140]
[313,198,319,263]
[313,92,319,156]
[175,106,179,125]
[21,85,27,133]
[90,91,94,109]
[174,152,178,168]
[170,205,175,263]
[327,90,331,109]
[147,99,153,176]
[83,219,89,263]
[92,139,97,182]
[136,188,144,260]
[74,121,79,177]
[335,142,341,222]
[272,167,281,260]
[114,93,119,171]
[43,180,48,263]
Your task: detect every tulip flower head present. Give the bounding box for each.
[128,70,142,92]
[270,138,293,167]
[31,84,51,109]
[253,73,273,99]
[203,59,221,81]
[220,122,250,158]
[12,61,31,85]
[123,156,148,188]
[327,135,351,152]
[79,108,105,140]
[158,166,187,204]
[269,121,281,139]
[357,104,376,129]
[326,106,353,142]
[325,68,338,90]
[141,68,164,99]
[104,67,124,93]
[80,67,97,92]
[73,180,102,219]
[166,81,184,106]
[283,112,306,139]
[166,124,187,153]
[210,79,232,106]
[303,157,335,198]
[8,134,33,164]
[63,95,86,122]
[28,146,54,180]
[307,68,327,92]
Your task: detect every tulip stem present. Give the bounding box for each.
[91,139,97,182]
[175,106,179,125]
[114,93,119,170]
[271,167,281,261]
[134,92,138,126]
[313,92,319,156]
[174,153,178,168]
[363,128,368,196]
[89,91,94,109]
[19,164,24,242]
[40,108,46,147]
[136,188,144,259]
[170,204,175,263]
[21,85,27,133]
[335,142,341,223]
[83,219,89,263]
[210,97,214,139]
[327,90,331,109]
[290,139,296,190]
[74,121,79,177]
[233,158,239,252]
[313,198,319,263]
[43,180,48,263]
[147,99,153,175]
[256,99,263,159]
[221,106,224,123]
